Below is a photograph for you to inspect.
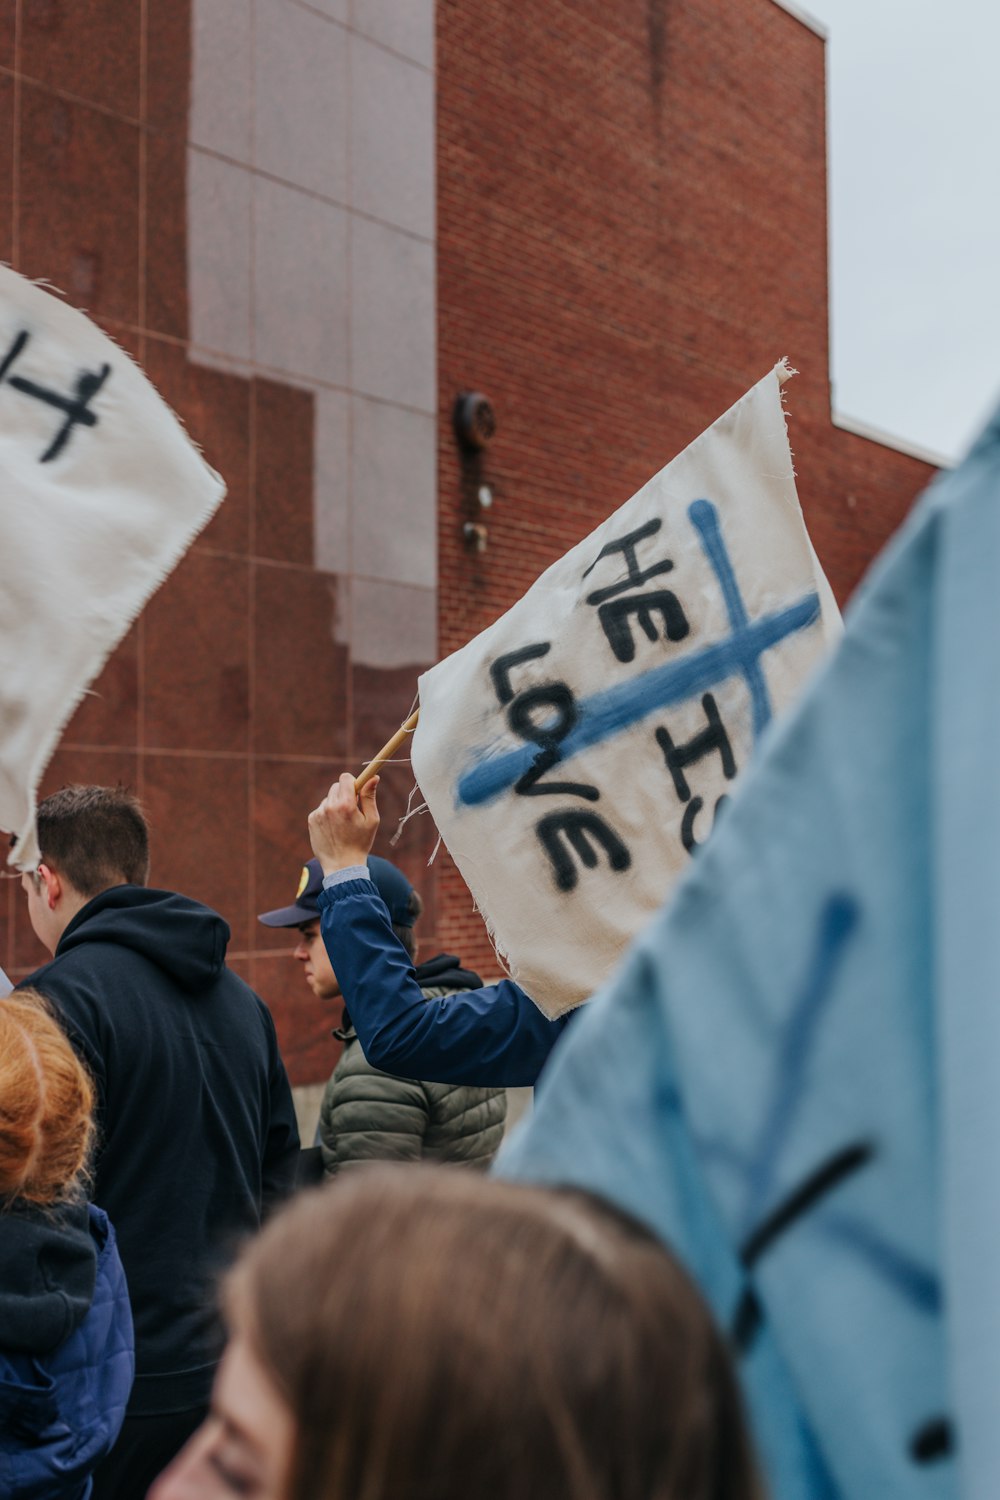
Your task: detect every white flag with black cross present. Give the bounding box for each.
[411,364,840,1018]
[0,267,225,867]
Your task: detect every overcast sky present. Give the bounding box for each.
[801,0,1000,465]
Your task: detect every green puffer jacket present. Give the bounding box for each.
[318,955,507,1175]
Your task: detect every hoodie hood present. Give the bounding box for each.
[414,953,483,992]
[56,885,230,990]
[0,1199,96,1356]
[0,1205,134,1499]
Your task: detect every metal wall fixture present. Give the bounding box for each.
[454,391,497,554]
[453,391,496,450]
[462,520,489,553]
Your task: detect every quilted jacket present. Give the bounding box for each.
[0,1203,134,1499]
[319,954,507,1173]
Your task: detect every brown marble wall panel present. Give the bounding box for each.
[0,73,13,263]
[38,747,141,814]
[144,131,189,341]
[17,85,140,322]
[60,622,139,748]
[252,376,315,567]
[97,317,142,361]
[144,0,192,137]
[253,950,343,1090]
[252,754,442,962]
[252,563,348,760]
[0,868,14,976]
[143,549,250,753]
[0,1,14,69]
[349,580,434,766]
[252,756,337,949]
[39,746,141,799]
[351,661,423,772]
[143,338,253,556]
[9,883,47,975]
[142,751,250,952]
[19,0,141,119]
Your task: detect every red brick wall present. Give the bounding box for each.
[433,0,934,977]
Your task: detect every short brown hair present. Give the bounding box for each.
[37,784,150,896]
[0,990,95,1205]
[227,1165,763,1500]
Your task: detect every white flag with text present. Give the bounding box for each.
[0,268,225,866]
[412,366,840,1017]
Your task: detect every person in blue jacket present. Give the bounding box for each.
[0,990,134,1500]
[308,773,574,1088]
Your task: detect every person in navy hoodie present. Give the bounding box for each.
[0,989,134,1499]
[18,784,300,1498]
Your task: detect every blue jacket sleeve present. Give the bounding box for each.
[317,879,571,1087]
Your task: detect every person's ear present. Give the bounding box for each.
[37,863,62,911]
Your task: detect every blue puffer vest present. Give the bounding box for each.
[0,1204,135,1500]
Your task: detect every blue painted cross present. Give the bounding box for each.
[692,896,940,1327]
[456,498,821,809]
[688,895,949,1465]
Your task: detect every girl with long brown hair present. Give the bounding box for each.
[155,1164,763,1500]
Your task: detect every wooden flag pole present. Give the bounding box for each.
[355,709,420,794]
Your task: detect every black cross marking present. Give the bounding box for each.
[730,1140,875,1355]
[0,328,112,462]
[910,1418,953,1464]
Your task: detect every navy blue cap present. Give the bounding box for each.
[257,855,416,929]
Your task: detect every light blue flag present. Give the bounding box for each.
[500,400,1000,1500]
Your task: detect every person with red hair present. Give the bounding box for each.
[0,989,134,1498]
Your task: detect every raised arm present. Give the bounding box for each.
[309,775,570,1088]
[307,770,383,876]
